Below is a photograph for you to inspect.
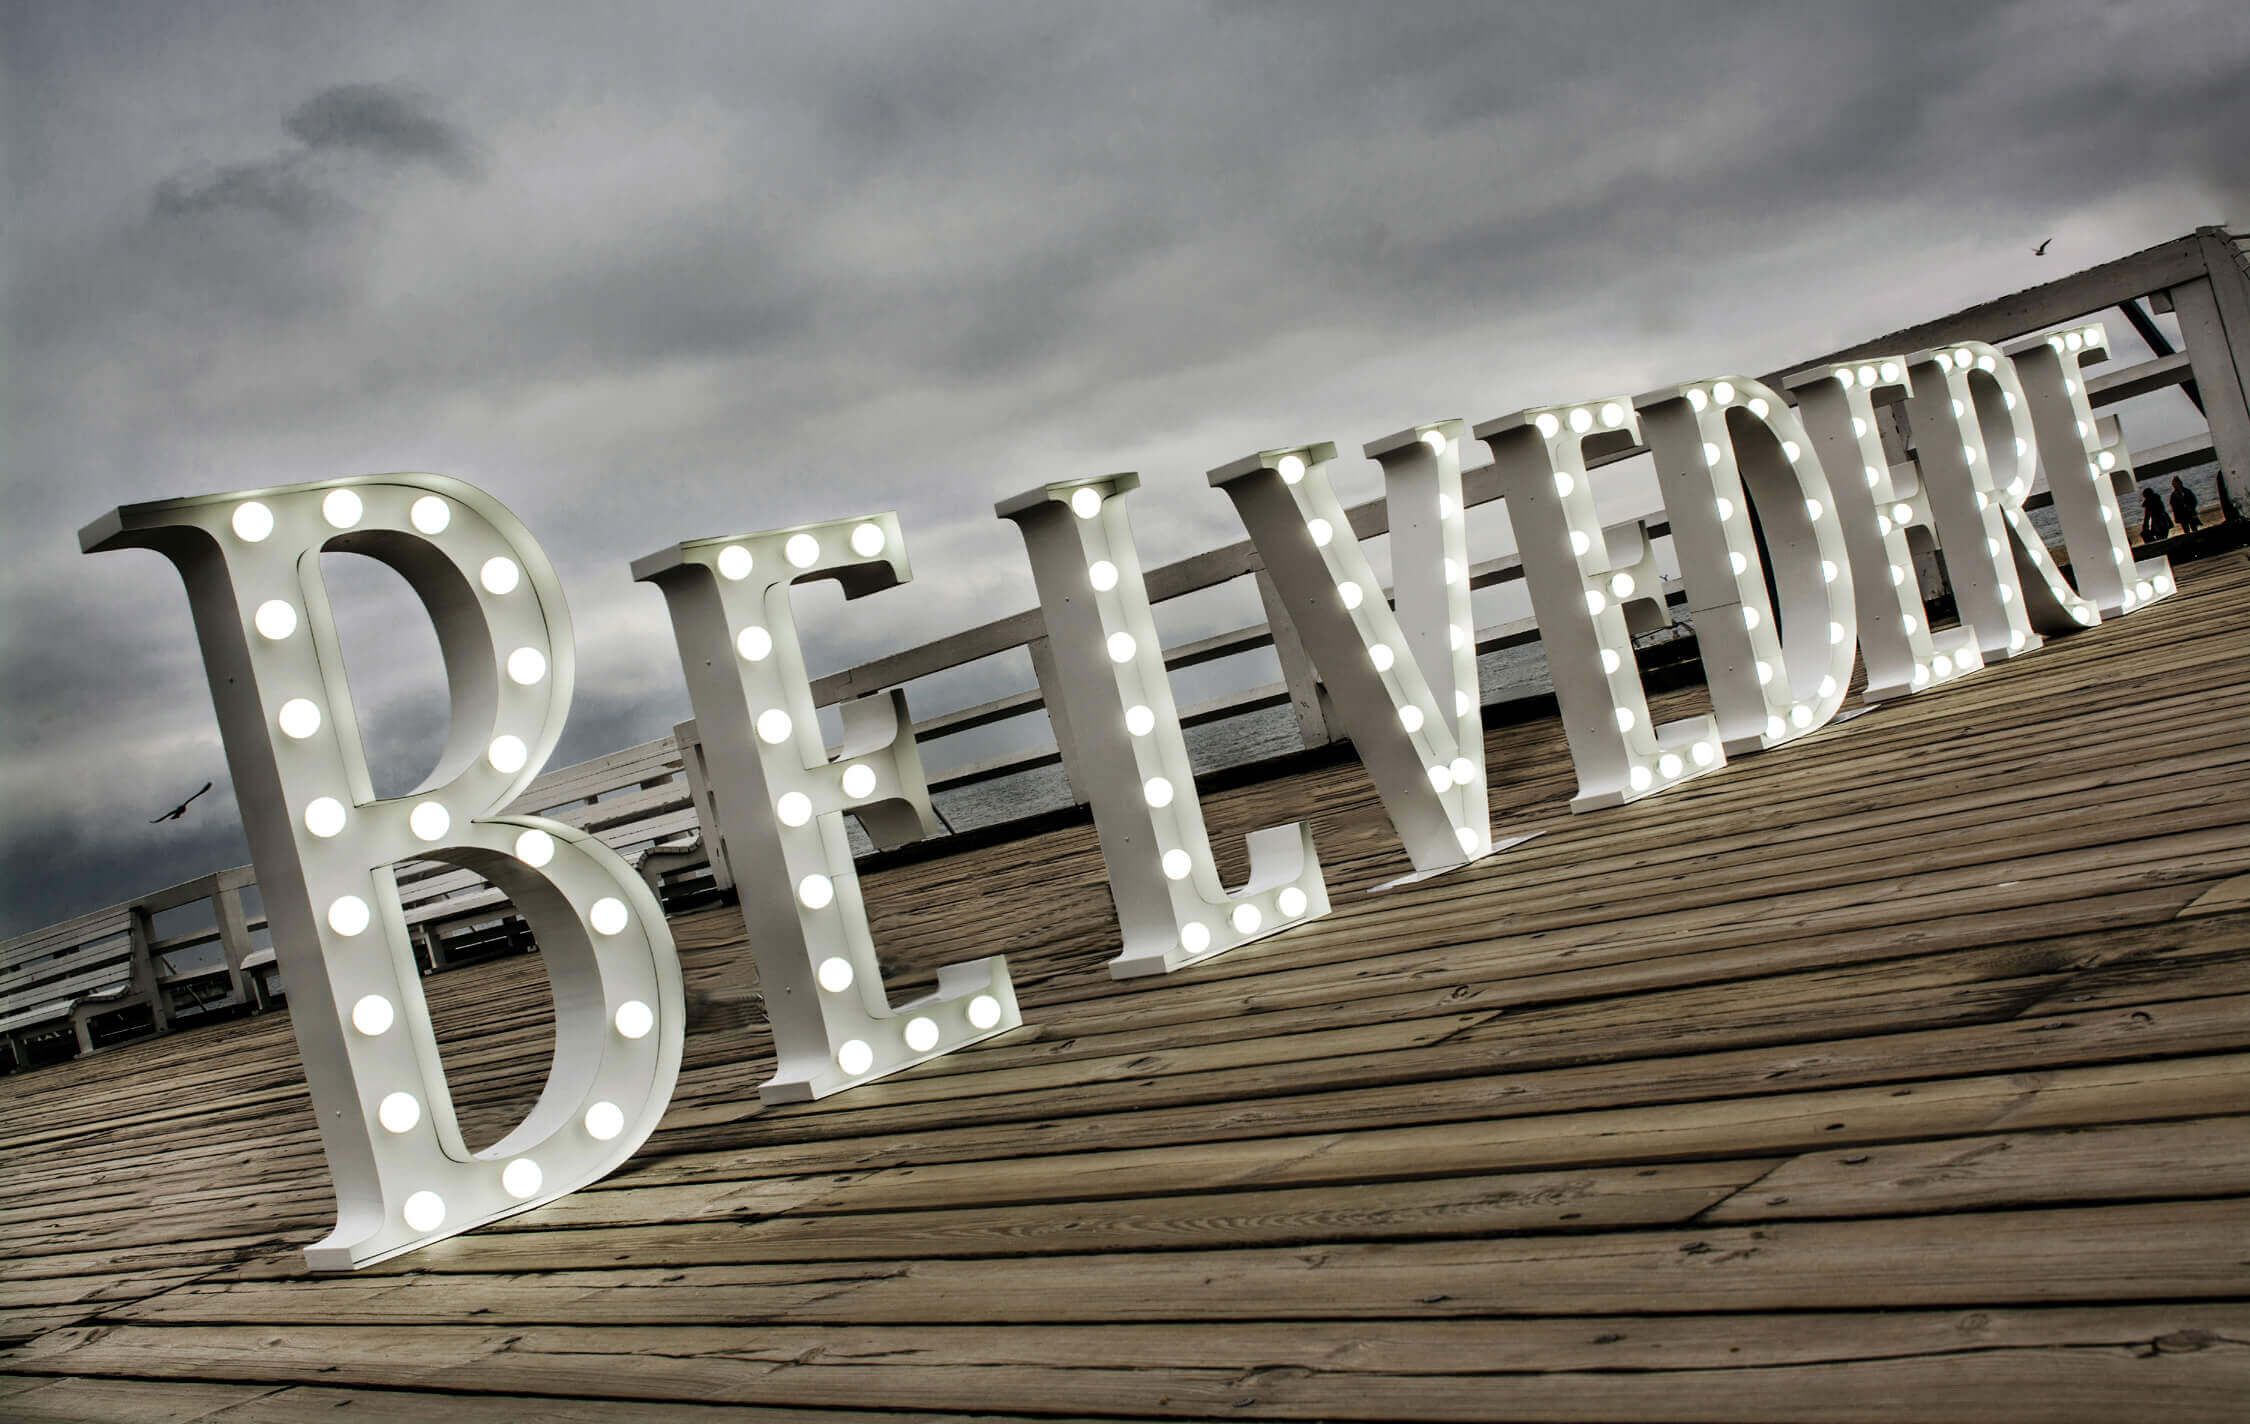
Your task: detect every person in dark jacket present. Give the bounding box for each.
[2141,486,2173,543]
[2169,476,2203,534]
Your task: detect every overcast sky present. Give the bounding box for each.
[3,0,2245,937]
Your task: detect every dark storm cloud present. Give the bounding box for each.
[3,0,2246,934]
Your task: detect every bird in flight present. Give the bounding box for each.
[2033,238,2053,256]
[151,782,214,823]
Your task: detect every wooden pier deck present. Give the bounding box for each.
[4,553,2248,1422]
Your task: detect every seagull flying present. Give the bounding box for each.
[151,782,214,823]
[2033,238,2053,256]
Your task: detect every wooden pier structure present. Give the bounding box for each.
[4,546,2247,1421]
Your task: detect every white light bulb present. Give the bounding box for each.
[1821,559,1838,584]
[2010,630,2027,651]
[1124,704,1155,736]
[1162,848,1192,880]
[408,801,449,842]
[2154,574,2173,595]
[1058,487,1101,521]
[1455,689,1472,717]
[1713,381,1735,404]
[1962,444,1977,465]
[254,600,298,640]
[1835,367,1856,388]
[717,545,754,580]
[1987,537,2002,558]
[1912,662,1931,687]
[1443,558,1461,584]
[2015,437,2028,457]
[506,647,547,686]
[351,995,394,1036]
[1601,648,1622,675]
[1276,454,1306,483]
[1952,347,1971,367]
[904,1016,940,1052]
[1790,703,1814,729]
[1702,441,1722,466]
[785,533,820,568]
[1766,715,1787,740]
[1570,530,1592,557]
[1554,471,1576,497]
[614,1001,654,1039]
[1818,675,1838,699]
[1755,660,1773,686]
[1999,583,2014,605]
[514,828,555,866]
[1600,402,1626,428]
[1585,588,1606,615]
[328,895,371,940]
[480,557,521,595]
[1278,885,1310,918]
[1743,606,1761,630]
[1878,516,1894,535]
[1615,706,1635,732]
[1748,397,1770,419]
[1179,921,1211,955]
[1307,517,1334,547]
[1659,753,1682,778]
[1423,429,1450,453]
[1107,631,1137,663]
[756,708,793,744]
[1865,464,1880,489]
[402,1191,445,1231]
[409,496,450,534]
[502,1159,543,1200]
[1892,503,1914,525]
[1610,572,1634,598]
[1628,764,1653,792]
[819,954,856,992]
[841,763,878,800]
[1879,361,1901,383]
[1934,653,1955,678]
[1338,581,1364,610]
[1890,564,1907,587]
[1716,497,1735,522]
[1566,407,1591,434]
[1399,704,1425,733]
[322,489,362,529]
[231,502,274,542]
[798,874,834,909]
[1534,411,1561,438]
[1455,826,1479,854]
[1729,552,1748,576]
[968,994,1003,1028]
[1088,559,1119,591]
[305,798,347,838]
[1143,776,1174,808]
[2135,579,2154,600]
[584,1101,624,1140]
[1369,643,1395,672]
[838,1040,876,1075]
[1686,388,1709,412]
[1903,614,1918,634]
[1784,441,1802,463]
[1231,903,1262,934]
[1426,763,1452,792]
[2101,505,2114,525]
[1829,621,1847,646]
[1449,756,1475,787]
[850,522,885,557]
[1691,740,1716,766]
[278,698,322,739]
[736,626,773,661]
[379,1092,420,1134]
[589,897,629,935]
[2098,450,2116,471]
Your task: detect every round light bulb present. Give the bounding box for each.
[322,489,363,529]
[589,897,629,935]
[1369,644,1395,672]
[1124,704,1155,736]
[836,1040,874,1076]
[1449,756,1475,785]
[1278,886,1309,918]
[378,1092,420,1134]
[1629,765,1653,792]
[840,763,878,800]
[514,828,555,867]
[904,1016,940,1052]
[850,523,885,557]
[736,626,773,661]
[1456,826,1479,854]
[1599,402,1625,428]
[717,545,754,580]
[798,874,834,909]
[1399,705,1424,733]
[506,647,546,686]
[785,533,820,568]
[278,698,322,739]
[1691,741,1716,766]
[1748,397,1769,419]
[1070,487,1103,518]
[1162,848,1192,880]
[1534,412,1561,438]
[968,994,1003,1028]
[1426,763,1453,792]
[1610,572,1634,598]
[410,496,450,534]
[351,995,394,1036]
[1685,388,1709,412]
[818,957,855,992]
[1423,429,1449,452]
[584,1101,624,1140]
[1554,471,1576,497]
[1143,777,1174,808]
[614,1001,654,1039]
[1276,454,1306,483]
[305,798,348,838]
[756,708,793,744]
[1567,407,1592,434]
[1729,552,1749,576]
[1338,581,1364,610]
[1088,560,1119,591]
[1585,589,1606,615]
[1231,903,1262,934]
[1766,715,1787,740]
[488,735,528,773]
[1601,648,1622,675]
[254,600,298,640]
[1107,632,1136,664]
[502,1159,543,1200]
[1570,530,1592,557]
[408,801,449,842]
[1659,753,1682,778]
[1713,381,1735,404]
[1179,921,1211,955]
[231,502,274,542]
[1615,706,1635,732]
[402,1191,445,1232]
[480,557,521,595]
[1743,607,1761,630]
[1307,518,1333,547]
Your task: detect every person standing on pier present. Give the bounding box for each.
[2169,476,2203,534]
[2142,485,2175,543]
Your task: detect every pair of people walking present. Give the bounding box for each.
[2141,476,2204,542]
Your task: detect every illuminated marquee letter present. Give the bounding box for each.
[633,516,1020,1101]
[1206,430,1491,873]
[1902,339,2098,657]
[1475,399,1726,810]
[2006,321,2176,616]
[999,476,1328,977]
[1635,376,1857,753]
[81,476,684,1270]
[1785,357,1985,701]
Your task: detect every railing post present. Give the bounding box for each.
[1254,567,1335,749]
[213,879,256,1011]
[2171,229,2250,507]
[125,903,171,1034]
[1026,634,1096,804]
[673,719,734,893]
